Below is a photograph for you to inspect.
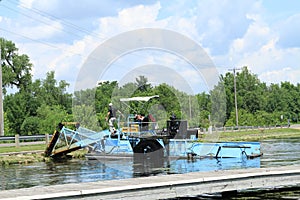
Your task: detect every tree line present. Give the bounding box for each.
[1,38,299,136]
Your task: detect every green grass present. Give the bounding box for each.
[0,154,49,165]
[0,144,46,154]
[0,144,87,165]
[212,128,300,142]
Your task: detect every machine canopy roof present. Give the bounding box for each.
[120,95,159,102]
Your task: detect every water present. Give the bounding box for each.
[1,138,300,198]
[0,156,259,190]
[260,138,300,167]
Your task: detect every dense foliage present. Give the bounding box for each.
[1,38,299,135]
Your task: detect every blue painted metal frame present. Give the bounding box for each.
[49,124,261,160]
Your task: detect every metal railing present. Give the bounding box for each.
[201,124,291,133]
[0,134,51,147]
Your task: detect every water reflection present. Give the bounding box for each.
[260,138,300,167]
[0,156,259,190]
[1,138,299,191]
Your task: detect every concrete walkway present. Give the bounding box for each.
[291,124,300,129]
[0,165,299,200]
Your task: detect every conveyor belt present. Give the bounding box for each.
[51,145,82,158]
[44,125,110,158]
[44,130,60,157]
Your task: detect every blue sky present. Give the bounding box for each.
[1,0,300,93]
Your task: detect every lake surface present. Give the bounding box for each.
[260,138,300,167]
[1,138,300,196]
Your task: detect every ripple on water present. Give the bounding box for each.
[0,138,299,191]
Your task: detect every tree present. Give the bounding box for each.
[280,82,300,121]
[38,71,72,112]
[37,104,69,134]
[209,79,226,127]
[4,92,29,135]
[221,72,235,122]
[135,75,152,93]
[20,116,40,135]
[265,83,292,118]
[237,67,264,114]
[73,104,101,131]
[196,92,210,128]
[0,38,32,94]
[3,70,72,135]
[3,112,13,136]
[222,66,269,126]
[153,83,181,119]
[95,81,118,116]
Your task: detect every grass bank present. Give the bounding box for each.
[201,127,300,142]
[0,153,50,165]
[0,144,88,165]
[0,144,46,154]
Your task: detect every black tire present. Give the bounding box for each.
[133,140,164,157]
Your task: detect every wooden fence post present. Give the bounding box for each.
[15,134,20,148]
[45,134,49,145]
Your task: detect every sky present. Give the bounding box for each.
[1,0,300,94]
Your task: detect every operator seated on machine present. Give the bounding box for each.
[134,114,149,131]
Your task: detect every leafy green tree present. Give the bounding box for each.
[95,81,118,117]
[73,104,101,131]
[280,82,300,122]
[135,75,152,93]
[4,92,29,135]
[0,38,32,94]
[209,79,226,127]
[20,116,40,135]
[73,81,121,130]
[37,104,69,134]
[4,36,300,135]
[153,83,181,118]
[265,84,281,112]
[236,67,265,114]
[3,112,13,136]
[254,111,277,126]
[1,38,35,135]
[221,72,235,122]
[38,71,72,112]
[115,82,138,114]
[196,92,210,128]
[73,88,97,109]
[1,38,72,135]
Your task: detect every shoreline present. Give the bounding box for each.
[1,128,300,165]
[0,149,87,165]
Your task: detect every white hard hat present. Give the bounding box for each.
[109,103,113,106]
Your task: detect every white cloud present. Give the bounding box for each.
[96,2,166,36]
[22,3,168,92]
[276,14,300,48]
[16,42,62,78]
[239,44,300,77]
[18,0,35,9]
[228,33,300,85]
[19,0,158,20]
[193,0,257,55]
[2,0,300,93]
[230,13,274,56]
[19,21,63,40]
[212,2,300,86]
[259,67,300,85]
